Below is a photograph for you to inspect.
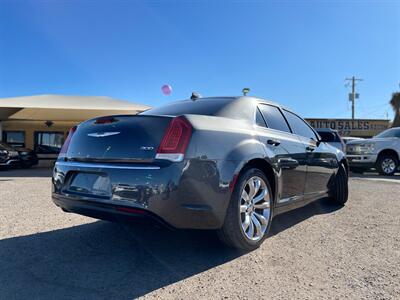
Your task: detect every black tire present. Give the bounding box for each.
[330,163,348,205]
[350,166,364,174]
[217,168,273,251]
[376,154,398,176]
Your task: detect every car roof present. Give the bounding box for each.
[186,96,290,111]
[141,96,296,123]
[173,95,277,103]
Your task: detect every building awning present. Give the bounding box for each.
[0,94,150,121]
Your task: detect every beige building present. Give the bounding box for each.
[0,94,149,166]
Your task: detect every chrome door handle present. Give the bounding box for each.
[267,139,281,146]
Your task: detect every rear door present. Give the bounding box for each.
[282,110,337,196]
[256,104,307,203]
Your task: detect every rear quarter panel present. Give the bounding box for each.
[181,115,272,223]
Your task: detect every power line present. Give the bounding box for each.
[345,76,363,119]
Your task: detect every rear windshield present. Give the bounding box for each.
[140,98,233,117]
[318,131,341,142]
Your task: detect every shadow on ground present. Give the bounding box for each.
[0,198,342,300]
[269,197,342,236]
[350,172,400,181]
[0,167,52,178]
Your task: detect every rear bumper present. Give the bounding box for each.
[52,160,233,230]
[52,195,170,227]
[346,154,377,169]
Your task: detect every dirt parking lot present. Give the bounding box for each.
[0,168,399,300]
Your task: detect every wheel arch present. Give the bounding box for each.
[235,158,277,205]
[377,148,399,161]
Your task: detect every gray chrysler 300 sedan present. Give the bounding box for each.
[52,96,348,250]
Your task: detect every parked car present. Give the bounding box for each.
[52,96,348,250]
[346,127,400,175]
[316,128,345,152]
[0,142,20,168]
[15,146,39,168]
[0,142,38,169]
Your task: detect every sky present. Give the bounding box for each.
[0,0,399,119]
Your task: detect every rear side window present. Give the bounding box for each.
[258,104,291,133]
[255,108,267,127]
[283,110,317,140]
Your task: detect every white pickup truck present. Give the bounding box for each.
[346,127,400,176]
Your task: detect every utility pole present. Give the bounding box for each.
[345,76,363,119]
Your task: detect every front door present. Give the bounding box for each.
[282,110,337,197]
[302,138,338,196]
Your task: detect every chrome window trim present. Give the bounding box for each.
[55,161,160,170]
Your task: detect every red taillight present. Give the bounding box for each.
[59,126,77,157]
[156,117,192,162]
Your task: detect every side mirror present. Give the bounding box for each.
[310,137,320,147]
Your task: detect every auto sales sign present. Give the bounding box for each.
[305,118,390,137]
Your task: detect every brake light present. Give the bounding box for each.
[156,117,192,162]
[59,126,77,157]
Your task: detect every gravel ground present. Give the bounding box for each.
[0,169,399,300]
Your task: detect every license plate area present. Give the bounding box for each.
[65,172,111,199]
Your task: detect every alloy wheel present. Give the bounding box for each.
[239,176,271,241]
[381,158,396,174]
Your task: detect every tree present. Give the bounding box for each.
[390,92,400,128]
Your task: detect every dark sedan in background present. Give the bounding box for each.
[15,146,39,168]
[52,96,348,250]
[0,142,20,168]
[0,142,38,169]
